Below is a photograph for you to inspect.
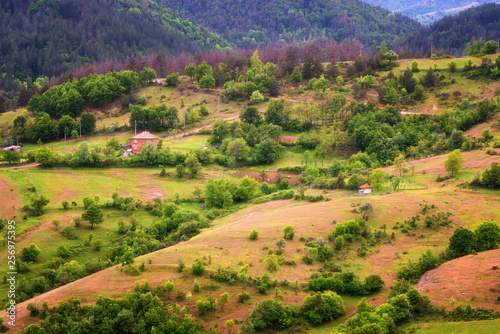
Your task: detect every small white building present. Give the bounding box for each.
[358,184,372,196]
[2,146,21,151]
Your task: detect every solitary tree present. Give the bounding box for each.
[226,320,235,334]
[259,169,267,182]
[445,149,464,177]
[284,225,295,240]
[276,238,286,250]
[185,153,202,177]
[220,292,229,311]
[51,219,61,230]
[165,280,175,299]
[81,203,104,229]
[358,202,374,220]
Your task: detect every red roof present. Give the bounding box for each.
[130,131,158,140]
[359,184,372,189]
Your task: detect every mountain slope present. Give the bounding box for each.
[157,0,421,49]
[363,0,498,25]
[0,0,229,92]
[396,3,500,55]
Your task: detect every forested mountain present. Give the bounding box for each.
[396,3,500,56]
[0,0,229,93]
[363,0,498,25]
[158,0,421,50]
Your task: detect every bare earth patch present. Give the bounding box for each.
[0,175,22,219]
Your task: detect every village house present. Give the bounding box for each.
[358,183,372,196]
[128,131,158,153]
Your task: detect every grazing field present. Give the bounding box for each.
[401,319,500,334]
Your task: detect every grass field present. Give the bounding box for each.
[401,319,500,334]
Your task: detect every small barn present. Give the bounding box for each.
[128,132,158,153]
[358,184,372,196]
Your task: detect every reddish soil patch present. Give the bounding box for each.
[279,135,299,144]
[234,170,301,185]
[0,175,22,219]
[465,115,500,139]
[416,249,500,311]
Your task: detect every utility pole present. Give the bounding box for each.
[218,95,220,115]
[64,133,67,155]
[135,120,137,136]
[79,119,81,139]
[184,111,186,128]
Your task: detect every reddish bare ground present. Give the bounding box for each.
[416,249,500,311]
[464,115,500,139]
[0,175,22,219]
[234,170,301,185]
[279,135,298,144]
[384,150,500,177]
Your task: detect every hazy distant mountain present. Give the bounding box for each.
[363,0,499,24]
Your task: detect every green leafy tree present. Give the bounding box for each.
[411,61,419,73]
[444,149,464,176]
[220,292,229,311]
[474,222,500,252]
[195,62,211,82]
[21,243,42,262]
[165,280,175,298]
[35,147,54,166]
[301,291,345,325]
[284,225,295,240]
[250,230,259,240]
[57,244,71,258]
[30,196,50,216]
[185,63,197,79]
[247,298,298,330]
[368,169,386,191]
[199,74,216,91]
[192,259,205,276]
[165,72,180,86]
[185,153,202,177]
[449,227,475,257]
[140,67,157,84]
[241,106,262,125]
[52,219,61,230]
[291,66,302,84]
[79,112,96,135]
[250,91,265,103]
[481,162,500,188]
[255,139,283,164]
[81,204,104,229]
[2,149,21,164]
[141,141,158,165]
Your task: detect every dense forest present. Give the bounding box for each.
[158,0,421,49]
[0,0,229,93]
[396,3,500,56]
[363,0,497,24]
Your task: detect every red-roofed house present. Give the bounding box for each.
[358,183,372,196]
[128,131,158,153]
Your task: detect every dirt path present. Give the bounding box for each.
[163,115,240,141]
[0,164,40,170]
